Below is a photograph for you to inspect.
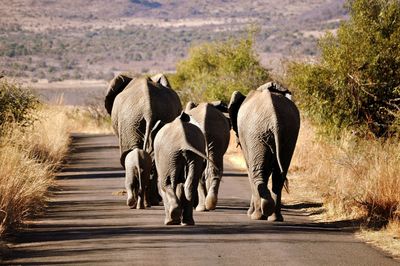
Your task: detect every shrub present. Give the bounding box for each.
[169,33,270,103]
[0,79,39,133]
[287,0,400,137]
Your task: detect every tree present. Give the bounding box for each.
[288,0,400,137]
[169,34,270,104]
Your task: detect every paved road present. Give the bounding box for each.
[4,135,398,265]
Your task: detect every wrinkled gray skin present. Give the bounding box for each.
[154,113,210,226]
[228,82,300,221]
[185,102,230,211]
[105,73,182,205]
[125,148,152,209]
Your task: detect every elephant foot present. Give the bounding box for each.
[247,206,255,217]
[127,197,136,209]
[250,210,267,220]
[136,198,145,209]
[205,193,217,211]
[136,203,145,209]
[268,213,284,222]
[164,218,181,225]
[261,196,275,217]
[169,205,181,223]
[195,204,207,212]
[181,218,195,226]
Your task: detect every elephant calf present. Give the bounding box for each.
[154,113,210,225]
[228,82,300,221]
[125,148,152,209]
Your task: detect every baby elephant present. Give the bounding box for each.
[153,113,211,226]
[124,148,152,209]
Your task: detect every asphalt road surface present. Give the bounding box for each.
[4,134,398,265]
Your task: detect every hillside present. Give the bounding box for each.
[0,0,347,81]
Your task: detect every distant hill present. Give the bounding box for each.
[0,0,347,81]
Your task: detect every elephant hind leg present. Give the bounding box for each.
[205,154,223,211]
[179,183,195,226]
[195,176,207,212]
[205,175,220,211]
[268,166,285,222]
[247,195,255,217]
[159,176,181,225]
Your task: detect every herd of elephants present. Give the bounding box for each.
[104,72,300,226]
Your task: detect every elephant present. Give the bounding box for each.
[125,148,152,209]
[105,72,182,205]
[228,82,300,221]
[153,112,214,225]
[185,102,230,211]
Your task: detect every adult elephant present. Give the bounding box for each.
[228,82,300,221]
[105,72,182,205]
[185,102,230,211]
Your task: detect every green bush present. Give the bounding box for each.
[0,79,39,133]
[169,34,270,103]
[287,0,400,137]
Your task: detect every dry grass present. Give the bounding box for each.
[290,119,400,223]
[63,105,112,134]
[0,104,111,236]
[226,117,400,256]
[0,106,71,235]
[358,219,400,259]
[290,118,400,257]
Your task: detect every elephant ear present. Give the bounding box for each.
[120,149,132,170]
[150,73,171,88]
[149,120,166,155]
[210,100,228,113]
[178,111,191,123]
[104,72,136,115]
[228,91,246,136]
[185,101,197,112]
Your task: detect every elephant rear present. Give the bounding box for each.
[153,116,207,225]
[228,83,300,221]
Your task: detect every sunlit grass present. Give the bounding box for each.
[0,104,112,236]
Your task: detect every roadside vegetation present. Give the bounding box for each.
[0,0,398,258]
[287,0,400,257]
[169,32,270,103]
[171,0,399,257]
[0,79,111,237]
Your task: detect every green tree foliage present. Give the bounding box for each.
[287,0,400,137]
[169,35,270,103]
[0,79,39,133]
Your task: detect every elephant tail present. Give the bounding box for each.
[273,130,290,193]
[185,144,218,172]
[143,119,152,153]
[137,157,143,195]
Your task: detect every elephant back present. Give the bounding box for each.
[146,79,182,123]
[112,76,182,167]
[239,90,299,134]
[155,118,204,151]
[187,103,230,155]
[238,89,300,173]
[105,72,138,115]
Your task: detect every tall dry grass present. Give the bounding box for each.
[0,104,112,236]
[0,106,70,235]
[291,119,400,224]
